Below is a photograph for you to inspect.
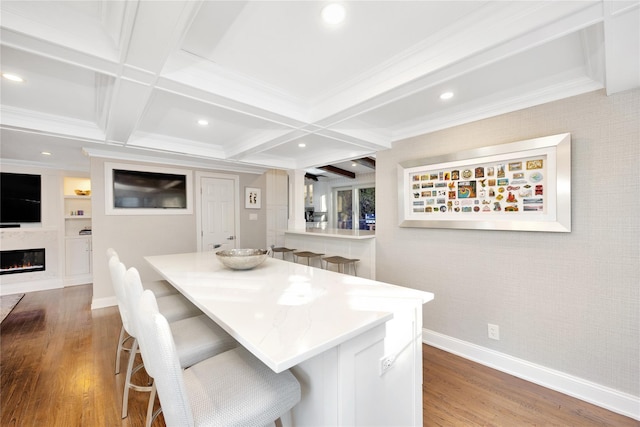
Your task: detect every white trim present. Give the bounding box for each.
[91,295,118,310]
[422,329,640,421]
[63,275,92,286]
[82,147,267,175]
[0,278,63,296]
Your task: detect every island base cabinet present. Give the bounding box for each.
[290,307,423,426]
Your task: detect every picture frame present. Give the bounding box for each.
[245,187,261,209]
[398,133,571,232]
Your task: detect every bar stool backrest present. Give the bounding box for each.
[108,255,134,337]
[134,281,195,427]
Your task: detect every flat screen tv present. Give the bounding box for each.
[0,172,42,224]
[112,169,187,209]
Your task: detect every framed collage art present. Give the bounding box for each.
[398,133,571,232]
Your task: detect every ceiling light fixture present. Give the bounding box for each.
[439,91,454,100]
[2,73,24,83]
[197,119,209,126]
[352,162,357,167]
[41,151,52,156]
[321,3,346,25]
[298,143,306,148]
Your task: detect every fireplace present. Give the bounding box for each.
[1,248,45,275]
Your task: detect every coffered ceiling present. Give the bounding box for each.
[0,1,638,175]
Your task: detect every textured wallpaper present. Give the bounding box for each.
[376,89,639,396]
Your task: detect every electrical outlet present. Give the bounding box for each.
[379,356,395,376]
[488,323,500,340]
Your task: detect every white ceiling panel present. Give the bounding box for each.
[0,128,91,171]
[135,89,293,148]
[0,45,105,123]
[0,1,637,176]
[1,0,119,60]
[182,1,488,101]
[335,29,602,134]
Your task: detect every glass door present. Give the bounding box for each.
[334,186,376,230]
[358,187,376,230]
[336,188,353,229]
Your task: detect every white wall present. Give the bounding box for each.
[376,89,639,400]
[90,157,267,308]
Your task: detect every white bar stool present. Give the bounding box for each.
[134,286,302,427]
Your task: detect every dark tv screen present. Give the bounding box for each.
[0,172,42,223]
[113,169,187,209]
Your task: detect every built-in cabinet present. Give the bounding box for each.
[63,177,92,285]
[266,170,288,249]
[65,236,92,277]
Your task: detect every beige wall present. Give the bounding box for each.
[90,157,267,305]
[376,89,639,396]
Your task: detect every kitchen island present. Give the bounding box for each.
[146,251,433,426]
[285,228,376,278]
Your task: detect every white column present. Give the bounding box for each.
[287,169,306,231]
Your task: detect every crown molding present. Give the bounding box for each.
[0,106,105,141]
[392,76,603,142]
[82,146,267,175]
[126,132,226,159]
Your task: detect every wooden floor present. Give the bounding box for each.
[1,285,637,427]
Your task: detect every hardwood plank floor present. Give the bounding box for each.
[1,285,637,426]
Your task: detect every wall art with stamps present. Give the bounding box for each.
[398,133,571,232]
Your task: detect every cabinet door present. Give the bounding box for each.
[65,238,91,276]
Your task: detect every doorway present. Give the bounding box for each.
[196,172,239,252]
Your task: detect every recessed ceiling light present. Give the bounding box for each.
[439,91,454,100]
[197,119,209,126]
[41,151,52,156]
[298,143,306,148]
[352,162,357,167]
[322,3,346,25]
[2,73,24,83]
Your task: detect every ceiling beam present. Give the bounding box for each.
[353,157,376,169]
[318,165,355,179]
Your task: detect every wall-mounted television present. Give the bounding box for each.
[0,172,42,224]
[105,163,193,215]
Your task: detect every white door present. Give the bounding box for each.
[199,175,238,252]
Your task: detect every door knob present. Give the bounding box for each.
[227,236,235,240]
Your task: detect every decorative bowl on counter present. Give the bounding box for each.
[74,189,91,196]
[216,249,268,270]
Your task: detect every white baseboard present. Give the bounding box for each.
[423,329,639,421]
[0,278,63,296]
[91,295,118,310]
[63,275,92,287]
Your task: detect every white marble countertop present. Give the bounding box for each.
[145,251,432,372]
[285,228,376,240]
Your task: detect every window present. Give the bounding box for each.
[334,185,375,230]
